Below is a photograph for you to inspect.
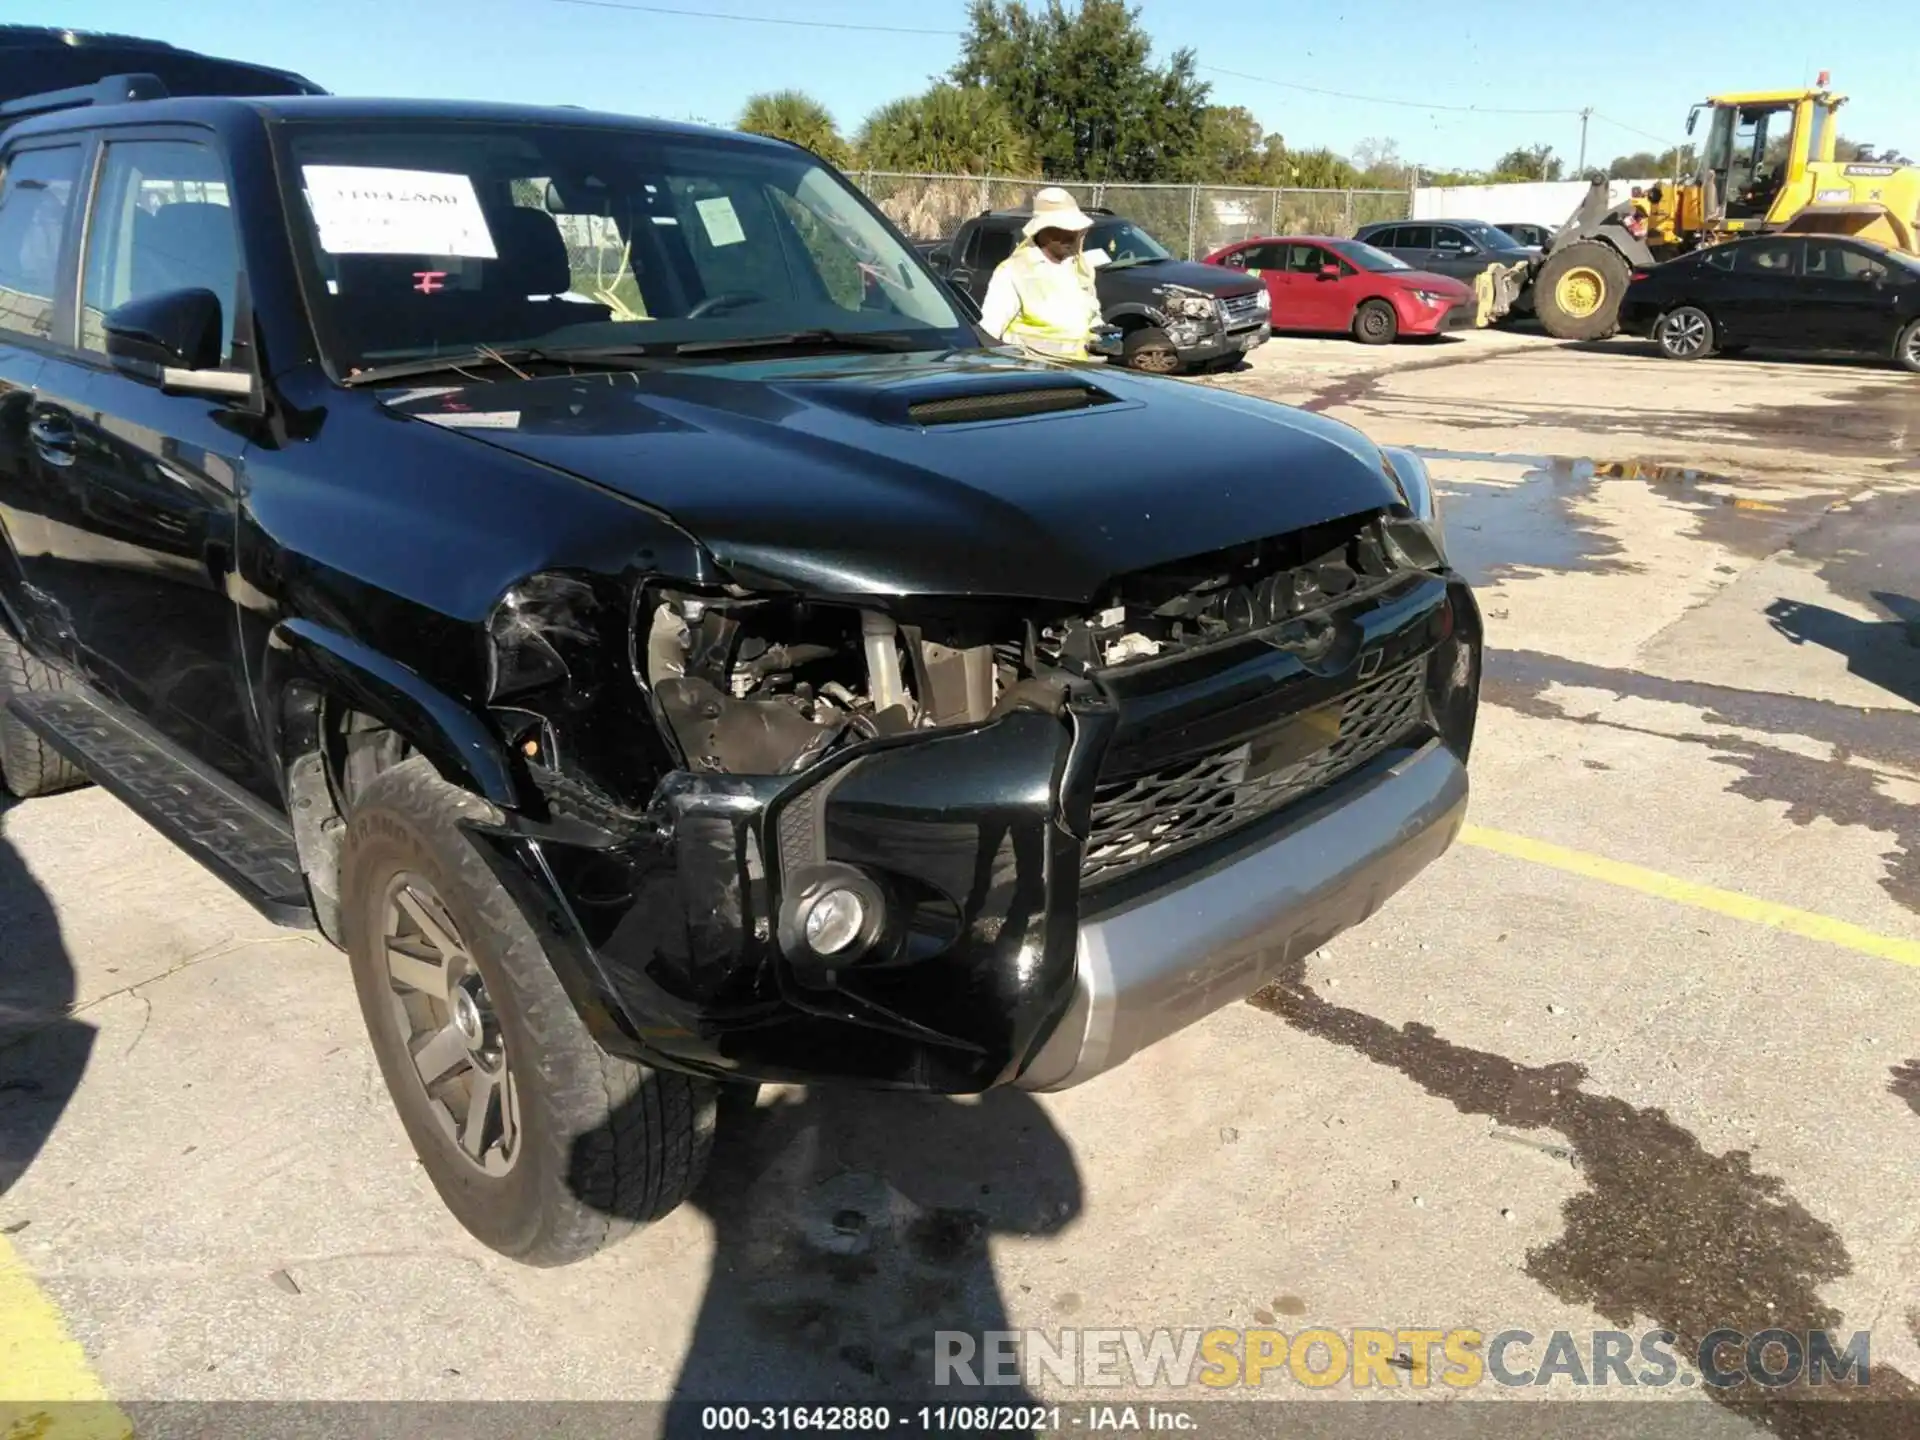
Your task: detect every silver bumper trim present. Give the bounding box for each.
[1017,738,1468,1091]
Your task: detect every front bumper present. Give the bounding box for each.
[1170,320,1270,364]
[1018,737,1466,1089]
[471,576,1480,1094]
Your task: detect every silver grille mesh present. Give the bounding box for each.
[1081,656,1427,888]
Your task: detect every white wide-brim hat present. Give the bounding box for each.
[1022,186,1095,237]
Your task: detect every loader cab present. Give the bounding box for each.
[1692,83,1844,228]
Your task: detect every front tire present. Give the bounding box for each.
[1122,326,1181,373]
[0,626,87,798]
[1897,318,1920,374]
[1352,298,1398,345]
[1654,305,1715,360]
[342,758,715,1265]
[1534,241,1630,340]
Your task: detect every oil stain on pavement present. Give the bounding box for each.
[1248,949,1920,1436]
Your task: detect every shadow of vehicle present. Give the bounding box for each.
[1249,946,1920,1434]
[0,796,93,1200]
[1559,337,1899,370]
[1892,1061,1920,1118]
[1766,594,1920,710]
[579,1081,1081,1431]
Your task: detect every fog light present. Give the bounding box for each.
[804,887,867,956]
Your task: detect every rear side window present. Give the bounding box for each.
[79,139,241,359]
[1233,243,1285,270]
[1398,226,1434,250]
[1803,241,1887,282]
[969,225,1015,272]
[1732,238,1799,275]
[0,145,84,343]
[1702,247,1736,272]
[1364,226,1400,248]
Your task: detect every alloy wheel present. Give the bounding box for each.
[1658,310,1709,358]
[378,872,521,1176]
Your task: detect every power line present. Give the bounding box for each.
[1589,110,1685,149]
[544,0,962,35]
[1200,64,1581,117]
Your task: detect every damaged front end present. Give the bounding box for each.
[464,488,1479,1093]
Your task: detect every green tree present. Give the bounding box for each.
[1277,147,1360,189]
[1607,151,1661,178]
[1491,144,1564,182]
[737,90,851,167]
[1352,136,1412,188]
[857,84,1036,175]
[952,0,1210,181]
[1192,105,1269,184]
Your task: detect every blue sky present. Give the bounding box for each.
[16,0,1918,173]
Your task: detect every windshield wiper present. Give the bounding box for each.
[341,342,672,388]
[667,329,945,357]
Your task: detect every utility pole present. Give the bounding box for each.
[1577,108,1592,175]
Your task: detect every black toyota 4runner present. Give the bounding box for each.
[929,208,1271,372]
[0,78,1477,1264]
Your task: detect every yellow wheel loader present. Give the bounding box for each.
[1528,74,1920,339]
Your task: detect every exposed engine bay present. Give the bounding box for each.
[643,590,1015,776]
[635,507,1436,778]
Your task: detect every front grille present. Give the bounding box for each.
[1221,292,1265,327]
[1081,656,1428,888]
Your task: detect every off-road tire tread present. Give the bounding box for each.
[1534,241,1630,341]
[0,628,87,797]
[343,758,715,1266]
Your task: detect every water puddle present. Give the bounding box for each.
[1411,448,1819,584]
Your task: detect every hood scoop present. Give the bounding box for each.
[906,384,1115,426]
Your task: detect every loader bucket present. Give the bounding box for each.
[1474,262,1525,326]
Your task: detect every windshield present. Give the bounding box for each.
[1085,219,1172,266]
[278,120,971,373]
[1328,239,1411,272]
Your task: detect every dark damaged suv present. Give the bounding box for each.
[0,79,1479,1263]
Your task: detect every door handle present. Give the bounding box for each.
[28,414,77,468]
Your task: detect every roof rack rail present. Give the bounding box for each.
[0,71,168,123]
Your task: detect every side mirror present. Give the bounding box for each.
[1318,263,1342,279]
[103,288,252,398]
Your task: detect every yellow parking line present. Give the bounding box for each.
[1460,823,1920,969]
[0,1234,131,1439]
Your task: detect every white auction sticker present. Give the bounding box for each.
[302,166,499,258]
[695,195,746,247]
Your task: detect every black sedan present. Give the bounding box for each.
[1620,234,1920,371]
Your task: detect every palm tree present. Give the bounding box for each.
[737,90,852,168]
[857,84,1036,176]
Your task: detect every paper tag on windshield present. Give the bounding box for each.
[302,166,498,258]
[695,196,746,247]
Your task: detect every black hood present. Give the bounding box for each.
[380,350,1399,603]
[1096,257,1262,298]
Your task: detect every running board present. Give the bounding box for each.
[9,689,314,928]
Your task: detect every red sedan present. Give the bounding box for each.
[1205,235,1476,343]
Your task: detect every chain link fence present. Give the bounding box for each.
[851,173,1412,258]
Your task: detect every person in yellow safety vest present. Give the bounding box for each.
[979,187,1105,361]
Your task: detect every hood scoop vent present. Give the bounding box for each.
[906,385,1114,426]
